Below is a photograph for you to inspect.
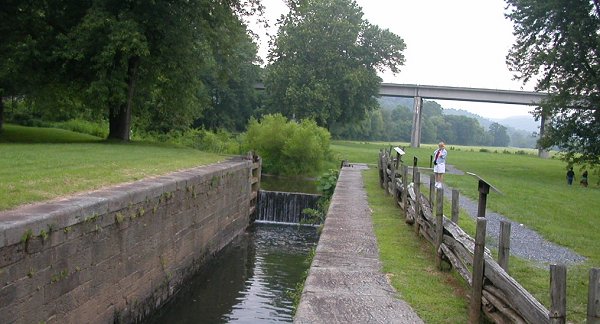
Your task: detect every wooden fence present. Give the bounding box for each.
[377,148,600,324]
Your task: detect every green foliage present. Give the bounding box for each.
[51,119,109,138]
[301,169,340,225]
[140,128,242,154]
[38,229,48,241]
[317,169,339,199]
[488,122,510,147]
[244,114,331,175]
[0,0,263,140]
[265,0,405,129]
[21,229,33,245]
[506,0,600,167]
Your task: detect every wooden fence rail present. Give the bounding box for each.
[377,148,599,324]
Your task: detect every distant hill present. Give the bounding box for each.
[493,115,539,133]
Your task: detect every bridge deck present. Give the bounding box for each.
[294,165,423,324]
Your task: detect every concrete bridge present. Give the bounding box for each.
[378,83,548,152]
[255,82,549,156]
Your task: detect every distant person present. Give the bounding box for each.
[581,170,589,187]
[433,142,447,189]
[566,167,575,185]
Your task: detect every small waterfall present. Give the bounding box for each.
[256,190,322,224]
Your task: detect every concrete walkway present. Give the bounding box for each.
[294,165,423,324]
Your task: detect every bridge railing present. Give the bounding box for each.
[377,148,600,324]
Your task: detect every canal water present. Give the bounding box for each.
[145,223,319,323]
[259,174,319,194]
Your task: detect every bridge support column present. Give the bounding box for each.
[410,96,423,148]
[538,113,550,159]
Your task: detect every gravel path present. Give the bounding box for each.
[426,165,586,266]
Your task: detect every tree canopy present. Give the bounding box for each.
[0,0,263,139]
[264,0,406,130]
[505,0,600,166]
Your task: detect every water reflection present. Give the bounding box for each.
[259,175,319,194]
[146,224,318,323]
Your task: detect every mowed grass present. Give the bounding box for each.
[364,168,469,323]
[332,140,600,323]
[0,124,225,211]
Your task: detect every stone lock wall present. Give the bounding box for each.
[0,158,256,323]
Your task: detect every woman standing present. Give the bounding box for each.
[433,142,447,189]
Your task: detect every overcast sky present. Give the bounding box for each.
[251,0,538,119]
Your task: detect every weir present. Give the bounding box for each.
[255,190,322,224]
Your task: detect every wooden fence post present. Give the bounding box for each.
[378,150,384,189]
[477,180,490,218]
[392,164,399,205]
[498,221,511,272]
[435,187,444,270]
[402,165,409,216]
[383,153,390,195]
[470,217,487,324]
[451,189,459,223]
[429,174,435,205]
[414,171,421,235]
[588,268,600,323]
[550,264,567,324]
[412,156,418,183]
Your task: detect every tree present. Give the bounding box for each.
[506,0,600,165]
[0,0,263,139]
[264,0,405,130]
[487,122,510,147]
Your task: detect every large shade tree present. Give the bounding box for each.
[505,0,600,166]
[264,0,406,130]
[0,0,262,140]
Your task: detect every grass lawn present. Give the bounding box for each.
[0,124,226,211]
[331,140,599,323]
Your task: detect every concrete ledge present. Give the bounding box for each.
[295,165,423,324]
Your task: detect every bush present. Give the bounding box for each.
[243,114,331,175]
[301,169,339,225]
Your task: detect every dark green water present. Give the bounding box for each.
[260,175,319,194]
[145,224,318,323]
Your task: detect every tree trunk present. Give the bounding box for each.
[107,56,140,141]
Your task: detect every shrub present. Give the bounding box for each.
[479,148,490,153]
[243,114,331,175]
[301,169,339,225]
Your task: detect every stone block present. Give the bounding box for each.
[0,303,18,324]
[0,243,25,268]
